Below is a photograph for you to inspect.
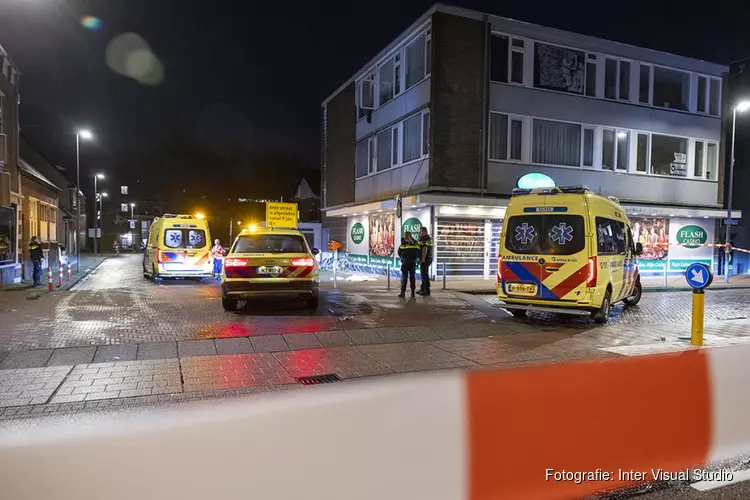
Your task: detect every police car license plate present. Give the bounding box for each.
[258,266,282,275]
[163,263,183,271]
[507,283,537,295]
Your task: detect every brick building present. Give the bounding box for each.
[321,4,736,279]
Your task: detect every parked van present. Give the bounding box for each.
[143,214,213,281]
[496,186,643,323]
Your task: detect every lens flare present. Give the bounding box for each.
[81,16,102,30]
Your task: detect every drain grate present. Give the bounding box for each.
[296,374,342,386]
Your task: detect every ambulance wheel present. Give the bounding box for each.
[624,280,642,306]
[222,297,238,311]
[592,289,611,324]
[510,309,527,318]
[306,296,319,309]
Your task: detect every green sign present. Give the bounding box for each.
[350,222,365,244]
[676,225,708,249]
[401,217,423,236]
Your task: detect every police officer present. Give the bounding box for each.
[417,226,433,296]
[397,232,420,298]
[28,236,43,287]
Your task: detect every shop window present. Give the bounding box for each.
[652,66,690,111]
[0,204,16,264]
[650,134,688,176]
[532,119,581,167]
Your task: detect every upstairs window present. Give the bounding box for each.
[405,30,430,90]
[650,134,687,176]
[533,42,586,95]
[356,71,374,119]
[491,35,525,84]
[532,119,581,167]
[652,67,690,111]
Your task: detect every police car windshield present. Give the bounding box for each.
[233,234,306,254]
[505,215,585,255]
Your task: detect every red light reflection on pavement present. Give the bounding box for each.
[211,322,252,338]
[181,353,297,391]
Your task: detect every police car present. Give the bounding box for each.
[221,226,320,311]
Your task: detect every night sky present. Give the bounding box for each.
[1,0,749,205]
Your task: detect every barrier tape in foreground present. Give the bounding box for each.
[1,345,750,500]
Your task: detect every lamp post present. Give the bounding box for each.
[99,192,108,253]
[74,129,93,271]
[93,173,104,256]
[725,101,750,283]
[229,219,242,242]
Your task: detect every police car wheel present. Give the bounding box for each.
[222,297,238,311]
[592,290,611,324]
[624,280,642,306]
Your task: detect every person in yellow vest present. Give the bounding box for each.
[417,226,434,296]
[397,232,420,298]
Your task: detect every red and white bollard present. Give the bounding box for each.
[58,265,63,287]
[47,267,53,292]
[67,263,72,281]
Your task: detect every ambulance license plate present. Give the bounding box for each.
[258,266,283,275]
[507,283,537,295]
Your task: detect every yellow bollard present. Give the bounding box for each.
[691,290,705,347]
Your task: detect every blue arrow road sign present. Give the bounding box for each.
[685,262,713,289]
[724,219,739,226]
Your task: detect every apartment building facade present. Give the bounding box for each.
[321,5,734,279]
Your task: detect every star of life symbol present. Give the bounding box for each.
[514,223,536,245]
[551,222,574,245]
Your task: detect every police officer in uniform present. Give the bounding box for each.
[28,236,43,286]
[417,226,433,296]
[397,232,420,298]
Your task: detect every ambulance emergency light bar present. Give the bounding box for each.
[511,185,592,196]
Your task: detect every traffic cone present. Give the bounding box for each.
[67,263,72,281]
[58,265,63,287]
[47,267,53,292]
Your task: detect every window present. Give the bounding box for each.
[639,64,651,104]
[48,207,57,242]
[534,42,586,94]
[709,78,720,116]
[490,35,509,83]
[605,59,617,99]
[585,54,596,97]
[395,54,401,97]
[39,204,49,242]
[377,128,392,172]
[652,66,690,111]
[422,111,430,155]
[489,113,523,161]
[405,33,427,89]
[379,57,395,105]
[425,30,432,76]
[582,128,594,167]
[391,127,399,166]
[697,76,707,113]
[0,93,4,133]
[164,229,207,249]
[602,129,615,170]
[356,139,370,178]
[706,143,718,180]
[511,39,524,84]
[596,217,627,255]
[121,185,128,195]
[504,215,586,255]
[28,198,39,239]
[234,234,306,254]
[636,134,649,172]
[491,35,525,84]
[403,113,422,162]
[356,72,374,119]
[532,119,581,167]
[0,205,16,264]
[694,141,705,177]
[651,134,688,176]
[616,131,629,170]
[619,61,630,100]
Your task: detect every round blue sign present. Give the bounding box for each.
[517,173,555,189]
[685,262,713,290]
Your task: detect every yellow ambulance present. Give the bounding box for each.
[143,214,213,281]
[497,186,643,323]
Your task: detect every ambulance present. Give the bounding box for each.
[143,214,213,281]
[496,185,643,323]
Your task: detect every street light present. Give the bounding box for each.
[74,129,93,272]
[93,173,105,256]
[725,100,750,282]
[130,202,135,219]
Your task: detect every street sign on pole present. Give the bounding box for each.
[723,219,739,226]
[685,262,712,290]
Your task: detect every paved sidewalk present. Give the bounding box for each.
[0,254,106,297]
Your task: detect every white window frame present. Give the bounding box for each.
[356,71,375,118]
[404,29,430,92]
[490,32,528,86]
[488,111,525,162]
[638,63,653,105]
[530,117,585,169]
[647,131,690,178]
[651,64,692,112]
[581,126,595,168]
[692,139,719,180]
[709,77,722,117]
[634,133,651,175]
[603,57,633,102]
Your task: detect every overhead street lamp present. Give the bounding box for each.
[93,173,105,256]
[725,101,750,283]
[130,202,135,219]
[75,129,93,271]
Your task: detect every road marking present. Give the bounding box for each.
[691,469,750,491]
